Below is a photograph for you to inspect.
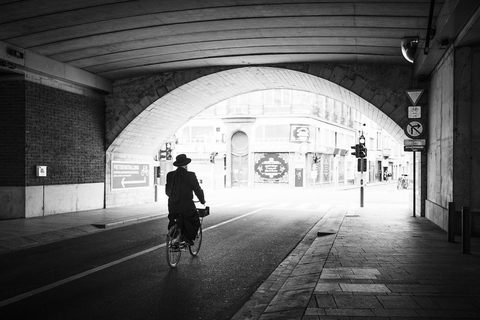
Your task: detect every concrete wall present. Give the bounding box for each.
[472,47,480,214]
[453,46,480,234]
[0,183,104,218]
[425,45,480,234]
[425,47,454,230]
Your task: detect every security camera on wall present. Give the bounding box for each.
[401,37,419,63]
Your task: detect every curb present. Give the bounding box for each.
[232,206,347,320]
[91,213,165,228]
[0,214,165,254]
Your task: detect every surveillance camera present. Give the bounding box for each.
[401,37,419,63]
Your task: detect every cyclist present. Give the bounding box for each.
[165,154,206,245]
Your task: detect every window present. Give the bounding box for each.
[191,126,214,143]
[255,125,289,143]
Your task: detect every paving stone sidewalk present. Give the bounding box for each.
[233,204,480,320]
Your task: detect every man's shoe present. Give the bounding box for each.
[185,238,194,246]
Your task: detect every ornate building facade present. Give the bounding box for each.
[161,89,411,189]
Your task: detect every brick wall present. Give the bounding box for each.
[25,81,105,186]
[0,79,26,186]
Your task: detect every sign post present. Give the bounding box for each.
[358,134,366,208]
[413,151,416,217]
[404,89,425,218]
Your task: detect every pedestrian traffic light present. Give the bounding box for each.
[357,158,367,172]
[358,135,367,158]
[351,144,360,158]
[210,152,218,163]
[165,142,172,160]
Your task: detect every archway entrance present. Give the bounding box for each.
[231,131,249,188]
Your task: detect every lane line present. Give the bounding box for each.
[0,208,263,308]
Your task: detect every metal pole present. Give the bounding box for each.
[360,161,364,207]
[360,178,364,207]
[413,151,416,217]
[462,207,471,254]
[448,202,455,242]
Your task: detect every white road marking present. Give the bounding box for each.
[0,208,263,308]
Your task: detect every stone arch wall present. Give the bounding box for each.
[105,64,416,156]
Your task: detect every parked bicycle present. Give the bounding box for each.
[166,204,209,267]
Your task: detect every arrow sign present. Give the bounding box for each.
[121,176,147,188]
[406,89,424,105]
[112,162,150,190]
[404,120,426,138]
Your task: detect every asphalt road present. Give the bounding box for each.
[0,195,331,319]
[0,184,409,319]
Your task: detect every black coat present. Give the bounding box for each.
[165,167,205,240]
[165,167,205,213]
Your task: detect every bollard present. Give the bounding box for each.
[462,207,471,254]
[448,202,455,242]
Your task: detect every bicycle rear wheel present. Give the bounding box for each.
[166,231,181,267]
[188,224,202,256]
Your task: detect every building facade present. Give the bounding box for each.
[160,89,411,189]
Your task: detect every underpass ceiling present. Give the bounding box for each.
[1,0,455,83]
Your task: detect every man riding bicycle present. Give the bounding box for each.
[165,154,206,245]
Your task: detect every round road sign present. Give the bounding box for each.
[404,120,426,138]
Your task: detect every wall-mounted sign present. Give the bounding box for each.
[112,162,150,190]
[254,153,289,183]
[36,165,47,177]
[290,124,310,142]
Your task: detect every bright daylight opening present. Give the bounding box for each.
[161,89,412,191]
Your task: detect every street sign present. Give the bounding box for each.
[408,106,421,119]
[404,120,426,138]
[404,139,426,146]
[404,145,425,152]
[404,139,426,152]
[112,162,150,190]
[406,89,424,105]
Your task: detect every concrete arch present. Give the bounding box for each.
[106,66,410,156]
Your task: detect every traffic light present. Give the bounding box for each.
[159,149,166,160]
[210,152,218,163]
[358,135,367,158]
[357,158,367,172]
[358,144,367,158]
[165,142,172,160]
[351,144,360,158]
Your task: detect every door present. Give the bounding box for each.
[231,131,249,188]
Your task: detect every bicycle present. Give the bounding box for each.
[166,205,209,268]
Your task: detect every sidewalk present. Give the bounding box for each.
[0,200,169,254]
[233,203,480,320]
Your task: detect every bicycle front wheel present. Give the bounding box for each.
[188,225,203,256]
[166,233,182,267]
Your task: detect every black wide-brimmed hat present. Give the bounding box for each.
[173,154,191,167]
